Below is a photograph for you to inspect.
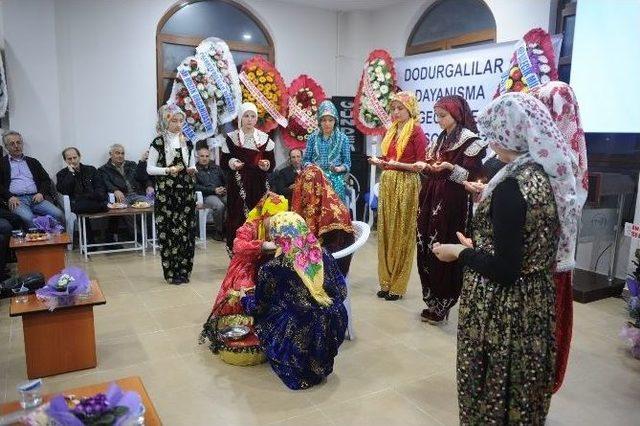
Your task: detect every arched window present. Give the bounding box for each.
[406,0,496,55]
[156,0,275,107]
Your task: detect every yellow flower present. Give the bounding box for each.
[248,72,256,80]
[249,66,257,72]
[259,76,266,83]
[256,69,264,77]
[257,84,265,91]
[266,75,274,83]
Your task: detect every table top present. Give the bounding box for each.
[0,376,162,425]
[9,280,106,317]
[78,206,153,219]
[9,233,71,249]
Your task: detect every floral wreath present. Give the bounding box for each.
[284,74,326,149]
[239,56,288,133]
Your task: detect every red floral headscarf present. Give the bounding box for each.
[291,165,354,238]
[434,95,478,149]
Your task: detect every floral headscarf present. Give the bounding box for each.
[434,95,478,149]
[269,212,332,306]
[292,165,354,237]
[245,192,289,240]
[531,81,588,203]
[477,92,578,271]
[380,91,419,160]
[156,104,187,165]
[317,100,339,122]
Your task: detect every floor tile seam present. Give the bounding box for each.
[392,388,446,425]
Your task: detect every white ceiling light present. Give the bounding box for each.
[242,33,252,41]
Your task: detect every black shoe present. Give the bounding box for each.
[181,276,190,284]
[385,293,402,301]
[169,278,183,285]
[377,290,389,298]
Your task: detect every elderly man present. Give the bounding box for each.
[56,147,108,214]
[0,130,64,228]
[271,148,303,203]
[99,143,152,204]
[195,146,226,240]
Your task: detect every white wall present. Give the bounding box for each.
[3,0,64,175]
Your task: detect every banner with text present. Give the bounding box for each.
[396,41,515,144]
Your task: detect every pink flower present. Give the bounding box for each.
[306,233,318,245]
[295,252,309,270]
[294,236,305,249]
[557,164,567,176]
[308,247,322,263]
[277,236,292,253]
[538,148,549,158]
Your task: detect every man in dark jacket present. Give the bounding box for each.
[99,143,152,204]
[195,147,226,239]
[56,147,108,214]
[0,130,64,227]
[271,148,303,204]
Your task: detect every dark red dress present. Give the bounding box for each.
[417,128,486,316]
[221,131,275,251]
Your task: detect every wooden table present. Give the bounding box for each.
[10,233,70,280]
[0,376,162,424]
[10,280,106,379]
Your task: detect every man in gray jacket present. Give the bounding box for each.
[195,147,226,240]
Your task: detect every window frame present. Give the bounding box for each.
[156,0,275,108]
[405,0,496,56]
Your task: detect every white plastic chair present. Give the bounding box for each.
[345,172,360,219]
[332,220,371,340]
[196,191,211,248]
[60,194,76,250]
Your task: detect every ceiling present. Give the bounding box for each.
[271,0,413,12]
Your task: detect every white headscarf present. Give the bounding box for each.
[236,102,268,148]
[477,92,578,271]
[157,104,187,166]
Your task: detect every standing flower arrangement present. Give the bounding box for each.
[238,56,288,133]
[195,37,242,125]
[284,74,326,149]
[169,56,217,142]
[495,28,559,97]
[354,49,397,136]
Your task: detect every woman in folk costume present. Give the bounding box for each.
[432,92,577,424]
[241,212,348,389]
[417,95,486,323]
[292,164,355,276]
[531,80,588,393]
[199,192,288,365]
[369,91,427,301]
[222,102,275,252]
[303,100,352,205]
[146,104,197,284]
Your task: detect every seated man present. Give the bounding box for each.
[99,143,152,204]
[56,147,108,213]
[0,130,65,228]
[271,148,302,204]
[241,212,348,389]
[195,147,226,239]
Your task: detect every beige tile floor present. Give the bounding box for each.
[1,235,639,425]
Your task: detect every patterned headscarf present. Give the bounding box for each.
[434,95,478,149]
[292,165,354,238]
[380,91,419,160]
[269,212,332,307]
[531,81,588,203]
[245,192,289,240]
[477,92,578,271]
[156,104,185,134]
[317,100,338,122]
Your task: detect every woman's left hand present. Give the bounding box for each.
[432,161,454,172]
[331,165,345,173]
[258,159,270,171]
[432,242,466,262]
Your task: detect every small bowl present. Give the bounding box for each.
[218,325,250,341]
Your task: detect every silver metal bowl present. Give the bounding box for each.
[218,325,250,341]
